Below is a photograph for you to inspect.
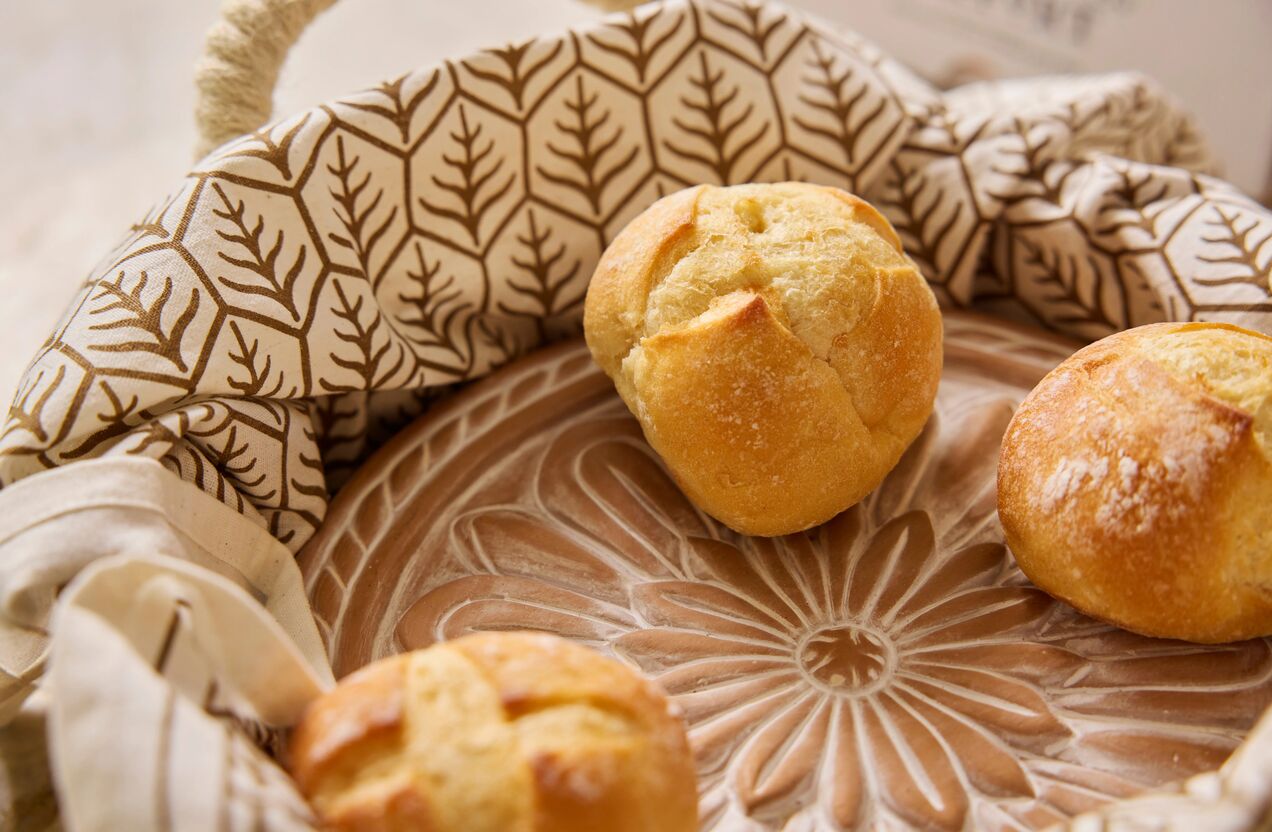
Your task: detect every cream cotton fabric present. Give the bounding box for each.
[0,457,331,831]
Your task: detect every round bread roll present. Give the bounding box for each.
[583,182,943,536]
[998,322,1272,643]
[289,633,697,831]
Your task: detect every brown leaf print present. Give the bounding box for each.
[395,242,473,370]
[586,5,681,85]
[1063,97,1113,139]
[211,183,305,320]
[418,105,516,246]
[268,500,308,548]
[143,411,193,461]
[1093,164,1170,237]
[326,135,399,286]
[536,74,640,214]
[916,102,963,152]
[226,321,292,398]
[128,198,173,242]
[320,280,408,393]
[223,730,319,828]
[475,317,523,372]
[878,161,967,286]
[292,423,329,501]
[197,423,273,505]
[496,210,584,340]
[363,387,443,452]
[175,402,294,521]
[62,379,142,459]
[309,393,365,490]
[224,113,311,180]
[1193,205,1272,294]
[86,270,199,372]
[1,364,66,445]
[173,422,243,509]
[204,682,287,761]
[990,118,1077,208]
[664,50,768,184]
[706,1,785,62]
[345,72,440,144]
[465,38,564,110]
[792,39,888,172]
[1015,235,1122,334]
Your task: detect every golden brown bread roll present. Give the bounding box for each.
[583,182,943,536]
[998,322,1272,643]
[289,633,697,831]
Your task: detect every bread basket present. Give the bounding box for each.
[1,0,1270,829]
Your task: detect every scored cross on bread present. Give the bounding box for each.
[584,183,943,537]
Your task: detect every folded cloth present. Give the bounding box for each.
[47,554,327,831]
[0,456,331,831]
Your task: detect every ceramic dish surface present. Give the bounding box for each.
[299,311,1272,831]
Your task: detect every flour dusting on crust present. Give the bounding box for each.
[1040,456,1109,511]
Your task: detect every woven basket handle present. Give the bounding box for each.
[192,0,642,159]
[194,0,339,159]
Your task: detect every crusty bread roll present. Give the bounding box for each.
[998,322,1272,643]
[289,633,697,831]
[583,182,943,536]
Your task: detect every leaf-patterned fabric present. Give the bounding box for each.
[1,0,1269,558]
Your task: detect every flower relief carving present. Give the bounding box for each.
[324,335,1271,832]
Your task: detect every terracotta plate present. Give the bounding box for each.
[298,311,1272,831]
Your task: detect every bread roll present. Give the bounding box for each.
[583,182,943,536]
[289,633,697,831]
[998,322,1272,643]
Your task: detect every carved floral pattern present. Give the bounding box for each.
[300,326,1272,831]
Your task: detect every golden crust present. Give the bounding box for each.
[584,184,706,389]
[998,322,1272,643]
[288,633,697,832]
[583,182,943,536]
[289,654,409,793]
[633,290,878,535]
[822,186,904,251]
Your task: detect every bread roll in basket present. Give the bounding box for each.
[584,183,942,537]
[290,633,697,832]
[1000,322,1272,643]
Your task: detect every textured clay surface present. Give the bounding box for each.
[299,311,1272,831]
